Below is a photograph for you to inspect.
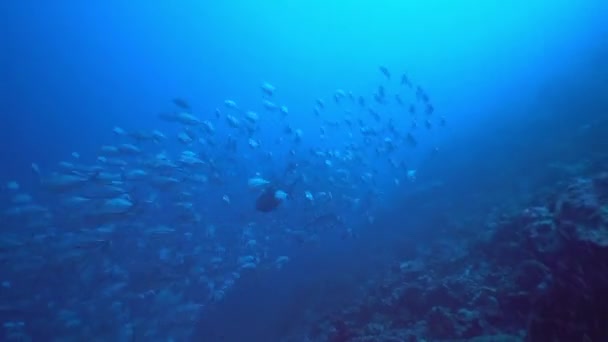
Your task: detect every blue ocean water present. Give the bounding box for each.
[2,1,608,341]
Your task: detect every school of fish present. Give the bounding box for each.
[0,66,447,340]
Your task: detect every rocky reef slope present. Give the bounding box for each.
[302,172,608,341]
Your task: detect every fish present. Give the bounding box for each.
[379,66,391,79]
[255,186,282,212]
[224,99,238,109]
[416,86,429,103]
[395,94,404,106]
[248,176,270,189]
[255,176,300,213]
[6,181,19,191]
[406,132,418,147]
[409,104,416,115]
[304,213,342,229]
[401,73,412,87]
[263,100,278,111]
[127,131,157,143]
[173,98,191,109]
[261,82,276,96]
[358,96,365,107]
[41,172,100,193]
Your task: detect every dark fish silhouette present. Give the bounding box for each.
[358,96,365,107]
[173,98,191,110]
[415,86,429,103]
[407,132,418,147]
[255,185,281,213]
[255,176,300,213]
[401,73,412,87]
[379,66,390,79]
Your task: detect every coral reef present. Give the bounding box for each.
[300,173,608,341]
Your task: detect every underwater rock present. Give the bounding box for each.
[300,172,608,341]
[426,306,456,339]
[555,178,600,224]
